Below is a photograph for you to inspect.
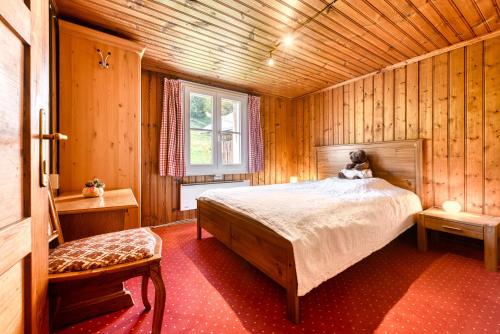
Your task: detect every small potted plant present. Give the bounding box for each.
[82,178,105,197]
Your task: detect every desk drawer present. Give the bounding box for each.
[424,216,483,239]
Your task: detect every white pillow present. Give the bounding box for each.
[339,168,373,179]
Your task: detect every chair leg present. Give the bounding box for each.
[141,275,151,310]
[150,263,166,334]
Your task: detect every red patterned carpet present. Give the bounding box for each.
[57,222,500,334]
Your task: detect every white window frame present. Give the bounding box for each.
[182,81,248,176]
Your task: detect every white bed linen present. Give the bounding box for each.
[199,177,422,296]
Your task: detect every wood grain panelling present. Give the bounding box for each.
[141,70,295,226]
[291,36,500,214]
[58,21,144,228]
[54,0,500,97]
[466,42,484,214]
[484,36,500,216]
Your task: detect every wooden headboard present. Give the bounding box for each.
[316,140,424,199]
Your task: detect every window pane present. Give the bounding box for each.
[221,98,241,132]
[221,132,241,165]
[190,130,213,165]
[190,93,213,130]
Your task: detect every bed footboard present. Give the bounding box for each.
[196,199,299,323]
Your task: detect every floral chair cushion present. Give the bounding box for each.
[49,228,157,274]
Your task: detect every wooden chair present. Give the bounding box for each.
[48,185,166,333]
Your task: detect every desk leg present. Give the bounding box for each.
[417,215,427,252]
[484,225,498,272]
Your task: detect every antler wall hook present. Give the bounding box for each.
[97,49,111,69]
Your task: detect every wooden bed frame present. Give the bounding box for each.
[196,139,423,323]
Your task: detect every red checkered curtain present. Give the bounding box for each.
[159,78,185,177]
[247,95,264,172]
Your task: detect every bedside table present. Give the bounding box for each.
[417,207,500,272]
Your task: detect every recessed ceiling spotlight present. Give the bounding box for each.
[283,34,294,46]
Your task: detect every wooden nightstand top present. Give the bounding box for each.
[420,207,500,227]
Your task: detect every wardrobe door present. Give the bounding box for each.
[58,21,144,228]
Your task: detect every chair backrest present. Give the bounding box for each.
[48,183,65,245]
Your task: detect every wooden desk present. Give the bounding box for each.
[55,188,138,241]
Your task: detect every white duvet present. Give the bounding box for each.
[199,177,422,296]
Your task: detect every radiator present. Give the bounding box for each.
[180,180,250,211]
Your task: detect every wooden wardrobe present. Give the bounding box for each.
[58,20,145,228]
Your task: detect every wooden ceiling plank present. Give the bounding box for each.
[261,0,400,66]
[423,0,465,41]
[121,0,364,79]
[142,58,308,97]
[401,0,455,45]
[475,0,500,31]
[379,0,443,49]
[143,44,329,91]
[193,1,374,75]
[145,0,370,77]
[337,0,439,51]
[195,0,383,73]
[58,0,351,86]
[432,0,477,39]
[178,0,380,74]
[354,0,431,54]
[143,49,292,88]
[142,62,306,98]
[406,0,462,44]
[448,0,489,36]
[143,46,322,90]
[142,50,301,90]
[311,2,408,61]
[469,0,492,33]
[253,0,394,68]
[333,1,422,58]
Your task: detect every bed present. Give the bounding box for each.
[196,140,424,323]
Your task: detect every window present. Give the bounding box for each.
[183,82,248,176]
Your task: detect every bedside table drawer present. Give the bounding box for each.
[424,216,484,239]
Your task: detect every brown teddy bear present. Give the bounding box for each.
[338,150,371,179]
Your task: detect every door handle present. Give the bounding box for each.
[41,133,68,141]
[39,108,69,187]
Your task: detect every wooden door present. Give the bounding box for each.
[0,0,49,332]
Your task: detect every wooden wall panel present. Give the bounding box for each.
[141,70,295,225]
[394,67,406,140]
[363,77,374,143]
[291,36,500,212]
[383,70,395,141]
[465,42,484,213]
[373,73,384,142]
[449,48,466,208]
[419,58,434,209]
[484,37,500,216]
[432,53,449,206]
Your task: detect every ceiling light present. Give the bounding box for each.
[267,53,274,66]
[283,34,294,46]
